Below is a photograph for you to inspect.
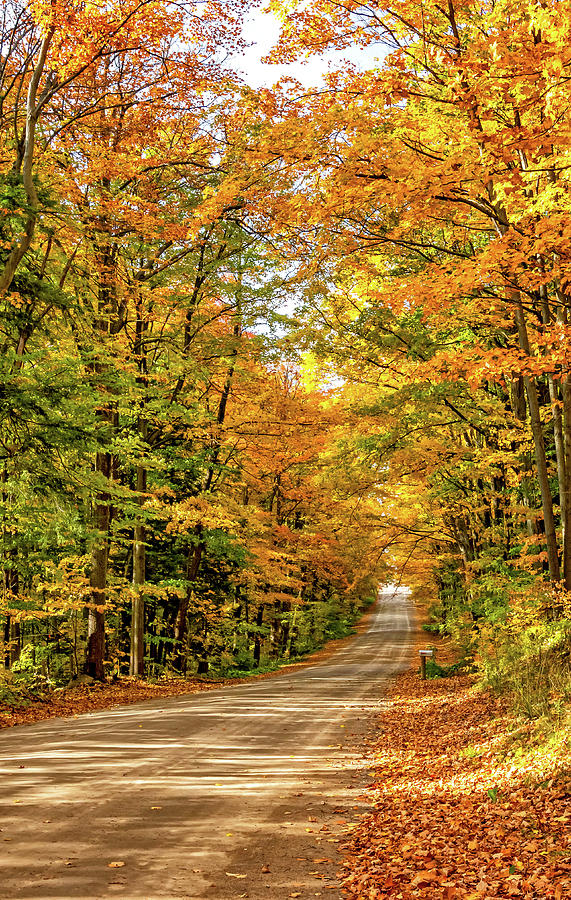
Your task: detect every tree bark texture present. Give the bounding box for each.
[130,463,147,676]
[513,293,560,580]
[86,450,111,680]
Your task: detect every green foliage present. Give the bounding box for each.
[424,657,471,679]
[478,619,571,719]
[215,591,367,677]
[0,666,53,708]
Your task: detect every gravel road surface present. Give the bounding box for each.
[0,585,414,900]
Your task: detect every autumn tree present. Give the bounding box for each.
[0,0,250,676]
[229,0,571,613]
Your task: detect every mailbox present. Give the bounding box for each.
[418,648,434,679]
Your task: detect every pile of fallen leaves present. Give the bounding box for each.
[341,667,570,899]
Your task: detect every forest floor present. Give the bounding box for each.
[0,608,376,730]
[340,631,571,899]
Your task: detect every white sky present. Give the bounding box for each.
[235,7,386,88]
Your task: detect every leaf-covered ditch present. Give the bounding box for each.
[340,643,571,900]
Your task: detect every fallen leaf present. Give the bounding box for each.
[411,870,438,887]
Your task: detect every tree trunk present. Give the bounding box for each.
[1,464,19,670]
[253,604,264,668]
[539,284,569,582]
[0,30,55,294]
[562,376,571,590]
[197,618,209,675]
[86,450,111,680]
[3,583,21,671]
[130,462,146,676]
[130,293,148,676]
[173,539,204,673]
[513,293,560,580]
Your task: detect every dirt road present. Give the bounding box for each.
[0,586,414,900]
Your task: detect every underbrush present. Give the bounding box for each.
[421,574,571,724]
[424,656,473,678]
[478,618,571,720]
[0,669,54,708]
[215,658,282,679]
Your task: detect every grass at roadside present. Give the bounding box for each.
[341,659,571,899]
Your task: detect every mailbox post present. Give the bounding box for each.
[418,648,434,680]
